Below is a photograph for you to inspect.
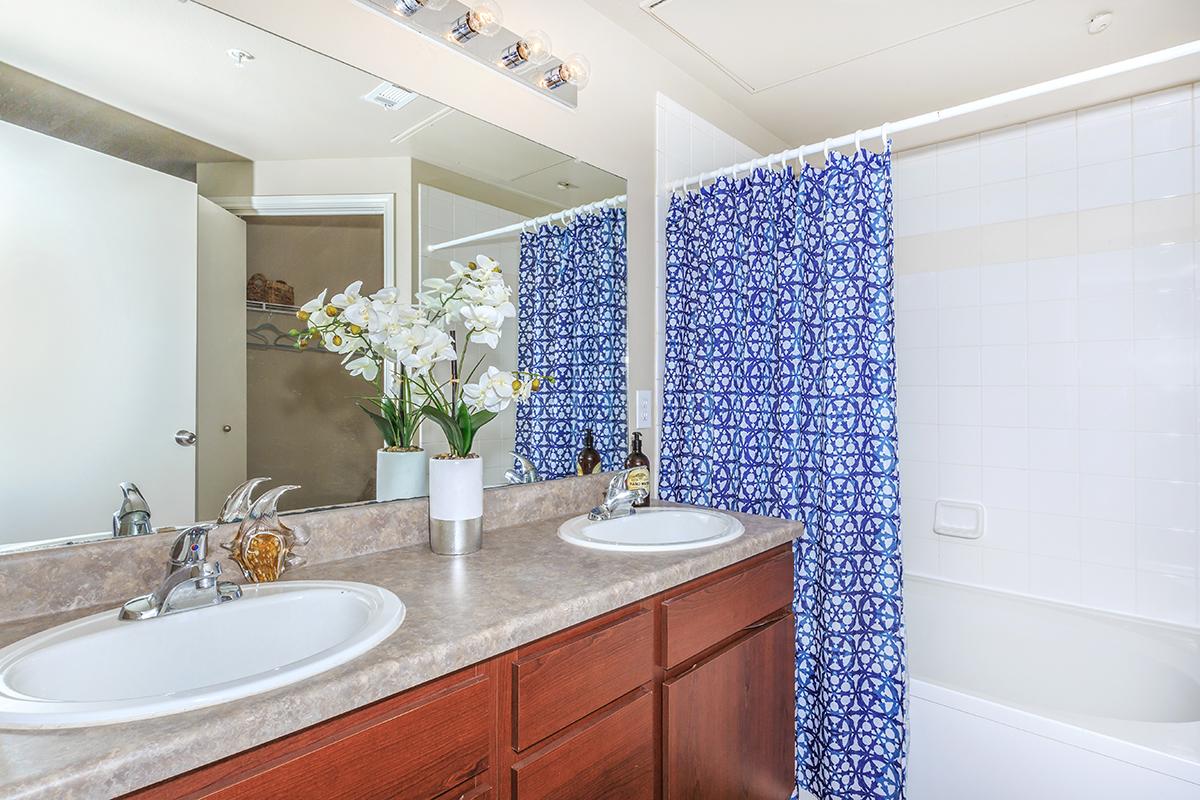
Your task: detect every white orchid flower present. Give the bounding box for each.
[370,286,402,306]
[460,303,515,349]
[330,280,364,309]
[343,355,378,382]
[342,297,372,330]
[462,366,516,413]
[297,290,328,325]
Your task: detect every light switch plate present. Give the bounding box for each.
[635,390,652,429]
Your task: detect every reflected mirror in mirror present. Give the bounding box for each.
[0,0,628,553]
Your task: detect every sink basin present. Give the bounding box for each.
[558,507,744,553]
[0,580,404,729]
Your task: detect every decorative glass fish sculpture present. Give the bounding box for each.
[218,479,309,583]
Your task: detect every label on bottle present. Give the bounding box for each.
[625,466,650,494]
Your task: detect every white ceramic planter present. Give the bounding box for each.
[428,454,483,555]
[375,449,428,502]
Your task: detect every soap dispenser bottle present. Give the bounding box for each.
[624,432,650,508]
[576,429,602,475]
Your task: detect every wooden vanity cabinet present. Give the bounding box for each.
[127,544,794,800]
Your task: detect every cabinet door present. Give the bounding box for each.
[663,615,795,800]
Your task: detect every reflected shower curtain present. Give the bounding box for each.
[515,208,628,479]
[660,153,906,800]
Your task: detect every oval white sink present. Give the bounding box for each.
[559,507,744,553]
[0,580,404,729]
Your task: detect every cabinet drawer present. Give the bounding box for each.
[662,549,792,669]
[513,609,653,750]
[435,782,493,800]
[512,687,655,800]
[132,672,492,800]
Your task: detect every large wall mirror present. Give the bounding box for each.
[0,0,628,552]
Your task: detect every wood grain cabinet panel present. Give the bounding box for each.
[512,688,655,800]
[513,609,653,751]
[127,671,491,800]
[661,550,792,669]
[663,614,796,800]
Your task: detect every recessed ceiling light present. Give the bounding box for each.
[227,48,255,67]
[1088,12,1113,35]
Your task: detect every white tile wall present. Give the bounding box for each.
[418,185,523,488]
[894,83,1200,627]
[653,94,761,473]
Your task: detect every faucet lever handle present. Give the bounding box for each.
[168,524,216,568]
[605,471,629,499]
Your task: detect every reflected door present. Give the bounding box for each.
[196,198,247,519]
[0,120,198,543]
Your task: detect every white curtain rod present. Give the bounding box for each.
[668,39,1200,192]
[425,193,627,253]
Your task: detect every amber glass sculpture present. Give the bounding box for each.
[223,485,308,582]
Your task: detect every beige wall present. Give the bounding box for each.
[202,0,788,484]
[199,156,413,290]
[410,158,561,293]
[245,215,386,511]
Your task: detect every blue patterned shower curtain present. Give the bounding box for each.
[515,208,628,479]
[661,153,906,800]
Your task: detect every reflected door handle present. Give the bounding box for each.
[175,429,197,447]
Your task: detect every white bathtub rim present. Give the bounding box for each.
[912,676,1200,786]
[905,570,1200,636]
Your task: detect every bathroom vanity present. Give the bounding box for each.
[124,544,795,800]
[0,474,800,800]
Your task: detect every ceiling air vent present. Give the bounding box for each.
[363,82,418,111]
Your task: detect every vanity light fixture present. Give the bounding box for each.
[355,0,586,108]
[542,52,590,91]
[449,0,503,43]
[500,29,553,70]
[393,0,449,16]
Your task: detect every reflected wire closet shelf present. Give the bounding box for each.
[246,300,301,315]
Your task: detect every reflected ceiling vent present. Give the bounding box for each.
[363,82,418,111]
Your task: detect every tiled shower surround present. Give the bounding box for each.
[894,83,1200,625]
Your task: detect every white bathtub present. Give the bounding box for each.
[905,575,1200,799]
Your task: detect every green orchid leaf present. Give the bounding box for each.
[357,403,396,448]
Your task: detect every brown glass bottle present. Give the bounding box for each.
[577,429,602,475]
[624,432,651,507]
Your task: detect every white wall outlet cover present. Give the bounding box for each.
[635,389,652,429]
[933,499,985,539]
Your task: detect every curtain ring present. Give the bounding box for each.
[854,130,862,152]
[822,138,832,162]
[880,123,890,150]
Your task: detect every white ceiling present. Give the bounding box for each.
[0,0,623,206]
[589,0,1200,150]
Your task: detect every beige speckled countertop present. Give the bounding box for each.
[0,504,800,800]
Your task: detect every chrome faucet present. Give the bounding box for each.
[504,453,541,485]
[119,524,242,621]
[588,469,649,521]
[113,482,153,538]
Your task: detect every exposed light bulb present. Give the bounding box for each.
[450,0,504,43]
[393,0,449,16]
[542,53,590,91]
[500,29,553,70]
